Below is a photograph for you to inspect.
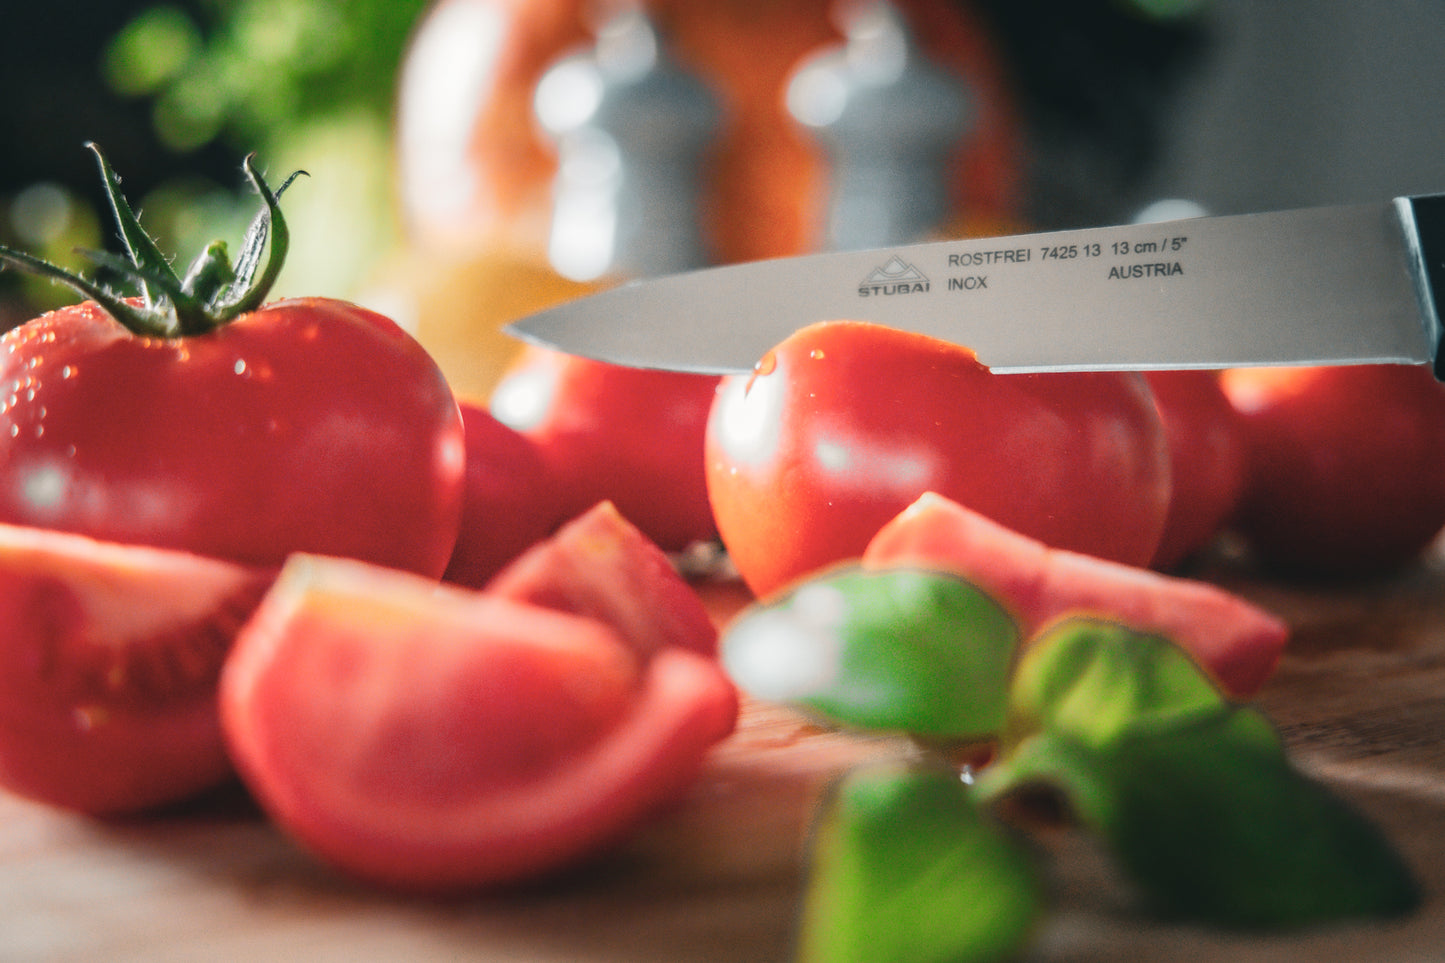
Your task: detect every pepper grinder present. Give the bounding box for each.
[787,1,974,250]
[535,6,721,281]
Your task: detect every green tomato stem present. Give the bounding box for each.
[0,145,305,339]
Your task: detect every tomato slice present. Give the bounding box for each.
[862,493,1288,697]
[0,523,273,813]
[220,553,736,891]
[486,500,718,657]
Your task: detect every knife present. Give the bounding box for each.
[507,196,1445,380]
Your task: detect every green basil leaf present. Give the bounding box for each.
[721,568,1019,738]
[801,763,1042,963]
[989,620,1420,928]
[1007,617,1234,748]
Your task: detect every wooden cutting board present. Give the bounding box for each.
[3,548,1445,963]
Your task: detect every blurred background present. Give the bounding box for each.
[2,0,1444,396]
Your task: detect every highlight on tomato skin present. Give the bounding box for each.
[705,320,1171,600]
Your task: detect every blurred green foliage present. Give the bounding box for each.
[2,0,429,322]
[101,0,428,155]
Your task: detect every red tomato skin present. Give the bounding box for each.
[705,321,1171,598]
[442,401,569,588]
[489,346,721,551]
[1220,364,1445,576]
[1145,370,1248,570]
[0,298,465,576]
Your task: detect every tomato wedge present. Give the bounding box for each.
[0,523,273,813]
[220,552,736,891]
[862,493,1288,697]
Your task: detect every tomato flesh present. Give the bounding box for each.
[0,523,273,813]
[487,500,719,657]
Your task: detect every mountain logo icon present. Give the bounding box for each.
[858,256,930,296]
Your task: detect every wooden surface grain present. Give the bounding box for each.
[4,550,1445,963]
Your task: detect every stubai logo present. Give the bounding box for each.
[859,256,930,297]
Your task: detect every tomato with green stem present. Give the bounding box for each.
[0,145,465,576]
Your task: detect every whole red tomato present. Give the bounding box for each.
[489,345,720,551]
[705,321,1171,598]
[0,149,465,577]
[1220,364,1445,577]
[0,297,465,576]
[1145,370,1248,571]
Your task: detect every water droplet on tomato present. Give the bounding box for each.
[810,348,826,361]
[753,350,778,376]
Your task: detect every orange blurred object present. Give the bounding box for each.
[394,0,1025,265]
[363,244,601,403]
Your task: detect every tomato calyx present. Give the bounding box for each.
[0,144,305,338]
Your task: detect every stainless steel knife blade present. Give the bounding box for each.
[506,196,1445,379]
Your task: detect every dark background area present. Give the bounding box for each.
[0,2,233,200]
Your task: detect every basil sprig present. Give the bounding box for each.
[721,567,1420,962]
